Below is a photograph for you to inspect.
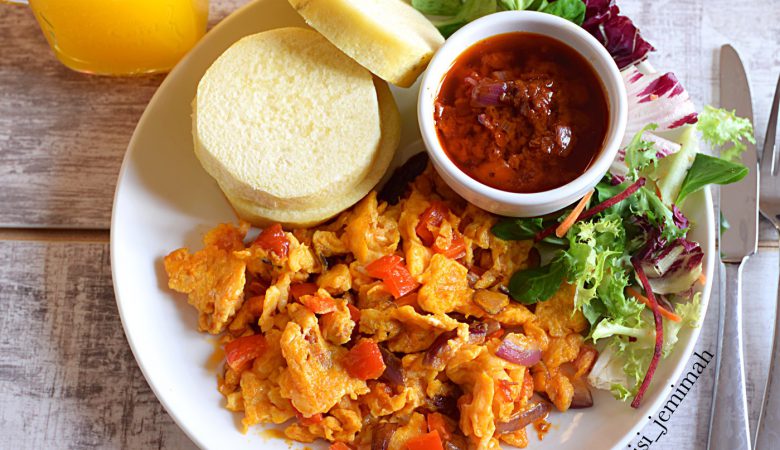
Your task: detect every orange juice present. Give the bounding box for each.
[28,0,209,75]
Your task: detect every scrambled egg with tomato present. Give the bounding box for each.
[164,167,597,450]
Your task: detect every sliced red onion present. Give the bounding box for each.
[471,80,509,107]
[467,322,488,345]
[495,401,552,434]
[428,393,461,418]
[495,333,542,366]
[371,423,398,450]
[424,329,458,367]
[570,378,594,409]
[379,347,405,388]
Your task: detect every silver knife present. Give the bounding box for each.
[707,44,759,450]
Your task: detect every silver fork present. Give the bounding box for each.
[756,72,780,450]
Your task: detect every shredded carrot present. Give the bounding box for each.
[626,287,682,322]
[698,273,707,285]
[555,190,595,238]
[330,442,351,450]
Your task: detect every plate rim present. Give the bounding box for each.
[109,2,717,449]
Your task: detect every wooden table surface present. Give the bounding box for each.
[0,1,778,449]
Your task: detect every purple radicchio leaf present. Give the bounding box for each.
[640,239,704,295]
[582,0,655,69]
[619,66,698,150]
[671,205,690,230]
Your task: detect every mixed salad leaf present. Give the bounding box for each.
[493,107,752,406]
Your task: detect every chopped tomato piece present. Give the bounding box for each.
[225,334,267,372]
[426,413,453,441]
[299,295,338,314]
[330,443,351,450]
[405,430,444,450]
[433,233,467,260]
[416,202,448,246]
[253,223,289,257]
[290,282,318,300]
[365,255,420,298]
[343,339,385,380]
[347,304,361,323]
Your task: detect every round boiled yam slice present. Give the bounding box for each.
[193,27,382,209]
[287,0,444,88]
[225,79,401,227]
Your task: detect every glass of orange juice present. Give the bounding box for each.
[22,0,209,75]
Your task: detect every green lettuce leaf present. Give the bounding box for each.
[540,0,586,26]
[432,0,497,37]
[491,217,566,245]
[676,153,748,205]
[412,0,463,16]
[508,260,566,304]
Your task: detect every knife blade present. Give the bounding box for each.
[707,44,758,450]
[720,44,759,261]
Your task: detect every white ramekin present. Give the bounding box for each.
[418,11,627,217]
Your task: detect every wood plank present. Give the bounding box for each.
[0,240,195,449]
[0,1,247,230]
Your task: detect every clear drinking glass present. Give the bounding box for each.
[6,0,209,75]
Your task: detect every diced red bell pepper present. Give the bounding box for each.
[290,282,318,300]
[300,295,338,314]
[432,233,467,260]
[426,413,453,442]
[343,339,385,380]
[225,334,267,372]
[365,254,404,278]
[405,430,444,450]
[347,304,361,323]
[416,202,448,246]
[253,223,289,257]
[365,255,420,299]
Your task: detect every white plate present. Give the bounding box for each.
[110,1,715,449]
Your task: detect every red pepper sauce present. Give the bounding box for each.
[434,32,609,193]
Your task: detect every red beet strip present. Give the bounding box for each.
[535,178,647,242]
[629,258,664,409]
